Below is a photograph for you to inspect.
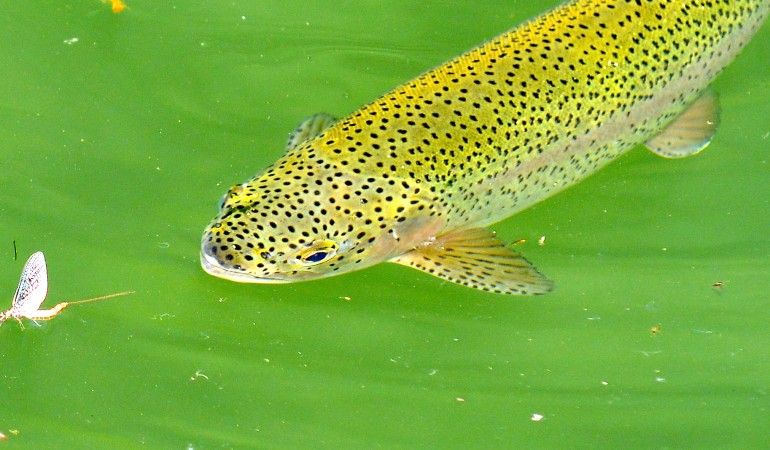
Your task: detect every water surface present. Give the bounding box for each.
[1,1,768,448]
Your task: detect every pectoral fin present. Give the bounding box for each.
[390,228,553,295]
[646,90,720,158]
[286,113,337,152]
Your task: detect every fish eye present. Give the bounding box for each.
[304,251,330,263]
[298,240,339,265]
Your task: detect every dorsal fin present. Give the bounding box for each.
[646,90,720,158]
[390,228,553,295]
[285,113,337,152]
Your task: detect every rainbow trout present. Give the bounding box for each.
[201,0,768,294]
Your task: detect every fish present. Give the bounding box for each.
[201,0,768,295]
[0,251,134,329]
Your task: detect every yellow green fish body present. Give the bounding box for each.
[201,0,768,294]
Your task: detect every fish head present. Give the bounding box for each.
[200,149,445,284]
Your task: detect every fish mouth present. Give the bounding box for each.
[199,251,289,284]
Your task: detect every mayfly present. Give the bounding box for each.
[0,251,133,329]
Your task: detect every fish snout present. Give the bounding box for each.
[200,238,294,284]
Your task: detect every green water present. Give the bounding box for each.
[1,1,768,448]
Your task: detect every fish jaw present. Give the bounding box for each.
[200,249,290,284]
[199,222,326,284]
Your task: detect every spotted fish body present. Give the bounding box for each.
[202,0,768,294]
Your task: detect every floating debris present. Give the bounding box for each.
[0,252,134,329]
[190,370,209,381]
[101,0,126,13]
[650,324,662,335]
[0,429,19,440]
[150,313,175,321]
[531,413,544,422]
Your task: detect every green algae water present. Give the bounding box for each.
[1,1,768,448]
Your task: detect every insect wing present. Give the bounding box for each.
[11,252,48,313]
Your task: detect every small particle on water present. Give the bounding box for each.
[151,313,174,320]
[538,236,546,246]
[1,430,19,440]
[693,328,714,334]
[531,413,544,422]
[191,370,209,381]
[601,381,609,386]
[455,397,465,403]
[650,324,662,335]
[63,37,79,45]
[510,239,526,247]
[340,296,351,302]
[102,0,126,13]
[655,377,666,382]
[712,281,724,291]
[157,242,170,249]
